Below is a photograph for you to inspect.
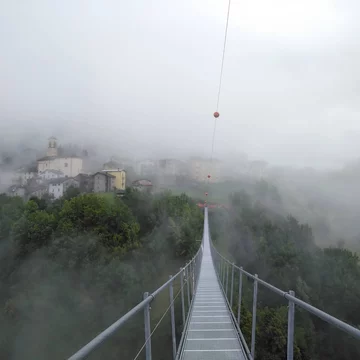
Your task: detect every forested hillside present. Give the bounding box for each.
[2,184,360,360]
[0,189,203,360]
[210,190,360,360]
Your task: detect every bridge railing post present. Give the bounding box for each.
[218,255,221,277]
[195,258,198,285]
[222,260,226,287]
[287,290,295,360]
[251,274,258,359]
[219,257,222,280]
[226,261,229,299]
[192,260,195,295]
[186,264,190,308]
[188,262,192,299]
[197,250,202,282]
[237,267,243,326]
[143,292,152,360]
[221,260,224,287]
[169,275,176,360]
[230,263,234,309]
[219,257,221,279]
[180,268,186,326]
[191,261,194,298]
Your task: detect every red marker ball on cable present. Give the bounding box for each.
[213,111,220,118]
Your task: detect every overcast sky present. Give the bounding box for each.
[1,0,360,168]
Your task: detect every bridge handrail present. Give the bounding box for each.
[210,240,360,360]
[68,243,203,360]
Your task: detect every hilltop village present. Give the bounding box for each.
[1,136,270,201]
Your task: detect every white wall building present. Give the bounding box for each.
[38,169,65,181]
[158,159,186,176]
[37,156,83,177]
[132,179,153,193]
[48,178,79,199]
[27,185,48,199]
[19,172,37,186]
[135,159,157,177]
[188,157,221,183]
[37,137,83,177]
[7,185,26,198]
[11,169,37,186]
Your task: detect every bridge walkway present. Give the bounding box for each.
[180,208,247,360]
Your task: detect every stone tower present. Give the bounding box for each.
[46,136,58,157]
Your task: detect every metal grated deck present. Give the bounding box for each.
[180,208,247,360]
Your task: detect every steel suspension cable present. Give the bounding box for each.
[206,0,232,197]
[216,0,232,113]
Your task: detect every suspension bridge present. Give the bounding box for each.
[68,206,360,360]
[64,0,360,357]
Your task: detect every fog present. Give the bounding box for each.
[1,1,360,244]
[1,0,360,167]
[3,4,360,358]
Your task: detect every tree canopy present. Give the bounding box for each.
[2,183,359,360]
[0,189,203,360]
[210,190,360,360]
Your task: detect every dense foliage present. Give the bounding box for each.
[210,190,360,360]
[3,179,359,360]
[0,189,203,360]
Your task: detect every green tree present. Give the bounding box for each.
[12,203,56,255]
[211,189,360,360]
[58,194,140,251]
[0,190,203,360]
[0,194,24,241]
[63,186,81,200]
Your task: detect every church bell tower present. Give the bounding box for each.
[46,136,58,157]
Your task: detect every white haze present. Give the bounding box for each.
[1,0,360,168]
